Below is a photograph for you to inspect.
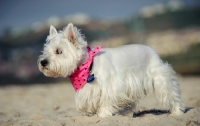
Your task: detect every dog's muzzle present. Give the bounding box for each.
[40,60,48,67]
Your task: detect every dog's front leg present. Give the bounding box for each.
[97,106,114,118]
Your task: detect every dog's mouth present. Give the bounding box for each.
[43,67,49,70]
[38,63,49,71]
[40,66,62,77]
[38,59,64,77]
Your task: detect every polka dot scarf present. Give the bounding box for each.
[68,46,102,91]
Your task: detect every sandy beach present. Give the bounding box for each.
[0,76,200,126]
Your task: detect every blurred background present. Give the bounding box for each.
[0,0,200,85]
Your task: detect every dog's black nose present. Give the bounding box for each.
[41,60,48,67]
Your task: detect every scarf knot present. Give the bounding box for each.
[68,46,102,91]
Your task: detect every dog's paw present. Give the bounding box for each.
[82,112,95,117]
[170,109,184,117]
[86,113,95,117]
[98,111,113,118]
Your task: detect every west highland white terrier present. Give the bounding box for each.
[38,23,185,118]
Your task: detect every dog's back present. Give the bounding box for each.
[94,44,161,71]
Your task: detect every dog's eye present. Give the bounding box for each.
[55,49,62,54]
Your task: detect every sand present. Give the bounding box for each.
[0,76,200,126]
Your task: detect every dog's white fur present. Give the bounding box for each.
[38,23,185,118]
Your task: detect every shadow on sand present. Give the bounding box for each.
[133,107,192,118]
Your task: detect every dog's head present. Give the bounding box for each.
[38,23,87,77]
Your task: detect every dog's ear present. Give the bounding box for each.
[49,25,57,35]
[67,23,76,44]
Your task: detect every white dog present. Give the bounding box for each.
[38,23,185,118]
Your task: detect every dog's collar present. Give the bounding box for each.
[68,46,102,91]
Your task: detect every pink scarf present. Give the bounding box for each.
[68,46,102,91]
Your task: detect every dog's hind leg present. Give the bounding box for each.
[151,63,185,116]
[118,103,137,117]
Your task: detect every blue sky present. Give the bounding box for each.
[0,0,199,32]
